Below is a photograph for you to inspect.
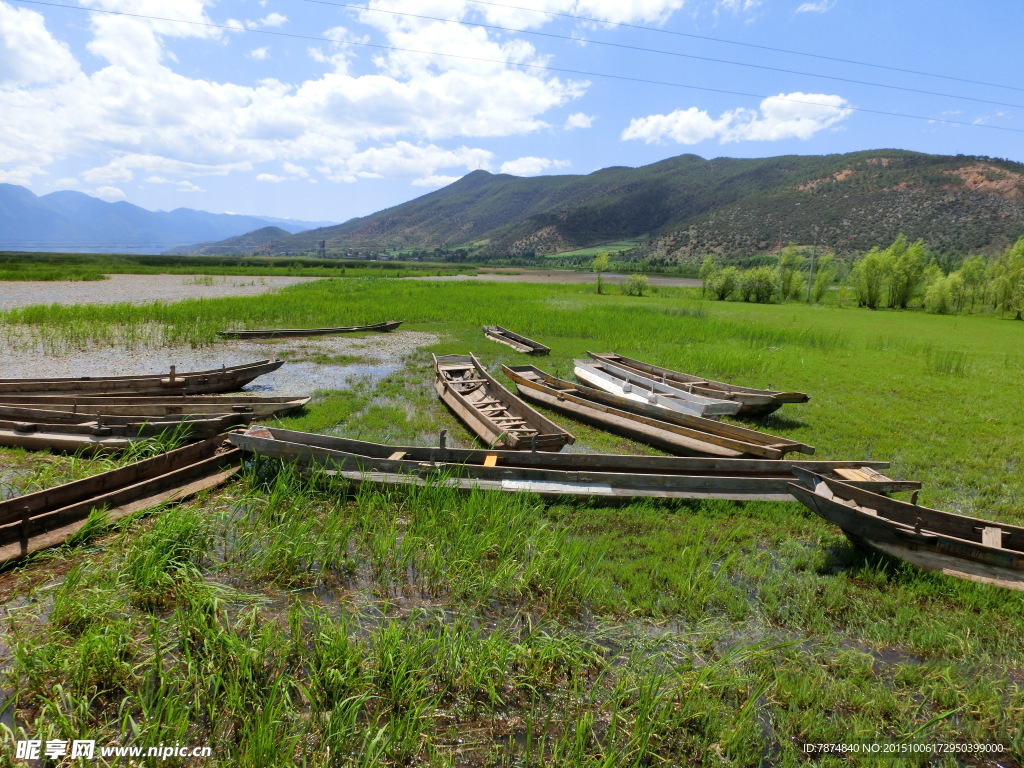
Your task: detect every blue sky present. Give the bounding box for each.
[1,0,1021,223]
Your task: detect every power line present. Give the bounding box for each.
[12,0,1024,136]
[462,0,1024,94]
[300,0,1024,111]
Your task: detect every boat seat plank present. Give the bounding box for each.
[483,455,498,467]
[982,527,1004,549]
[388,451,406,461]
[835,467,870,482]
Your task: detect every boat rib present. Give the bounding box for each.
[482,326,550,355]
[218,321,401,339]
[228,426,918,502]
[0,436,241,565]
[790,469,1024,591]
[433,353,573,451]
[503,364,812,459]
[574,358,742,418]
[589,352,809,417]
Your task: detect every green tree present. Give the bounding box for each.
[698,255,718,298]
[708,266,740,300]
[990,237,1024,319]
[851,247,886,309]
[592,251,610,295]
[741,266,777,303]
[887,237,928,309]
[778,243,804,301]
[959,256,987,310]
[621,273,650,296]
[811,253,836,303]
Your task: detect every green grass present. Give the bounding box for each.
[544,240,643,259]
[2,277,1024,765]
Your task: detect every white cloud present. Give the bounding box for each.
[177,181,202,192]
[92,185,126,201]
[565,112,595,130]
[256,173,287,182]
[0,2,80,86]
[257,12,287,28]
[500,156,570,175]
[248,47,269,60]
[0,165,45,185]
[412,174,460,187]
[282,162,310,178]
[323,142,493,183]
[473,0,687,28]
[796,0,835,11]
[622,92,852,144]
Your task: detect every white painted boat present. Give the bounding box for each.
[573,359,741,418]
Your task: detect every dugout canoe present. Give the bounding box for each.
[228,426,917,502]
[482,326,550,355]
[0,436,241,565]
[0,414,241,454]
[789,469,1024,592]
[0,359,283,396]
[0,404,253,428]
[574,358,742,419]
[434,353,574,451]
[502,364,812,460]
[0,394,310,418]
[589,352,809,418]
[218,321,401,339]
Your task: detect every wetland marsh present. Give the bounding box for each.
[0,274,1022,766]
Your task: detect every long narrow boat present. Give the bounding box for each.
[589,352,809,418]
[0,436,241,565]
[0,359,283,396]
[503,365,812,459]
[0,404,253,427]
[0,414,243,454]
[789,469,1024,592]
[0,394,310,418]
[482,326,550,355]
[574,358,742,419]
[228,426,918,501]
[218,321,401,339]
[433,354,574,451]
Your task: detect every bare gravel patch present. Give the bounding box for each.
[0,273,321,309]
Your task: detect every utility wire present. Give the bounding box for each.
[13,0,1024,135]
[462,0,1024,94]
[300,0,1024,111]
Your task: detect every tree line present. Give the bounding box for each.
[699,235,1024,319]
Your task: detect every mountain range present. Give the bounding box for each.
[196,149,1024,261]
[0,184,335,254]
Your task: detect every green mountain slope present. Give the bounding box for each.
[250,150,1024,259]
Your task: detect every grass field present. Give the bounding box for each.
[543,241,644,259]
[1,276,1023,766]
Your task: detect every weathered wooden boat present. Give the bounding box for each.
[218,321,401,339]
[789,469,1024,591]
[0,436,240,565]
[503,365,812,460]
[0,404,253,428]
[0,414,242,454]
[0,359,283,396]
[433,354,574,451]
[0,394,310,418]
[589,352,809,418]
[482,326,550,355]
[574,358,742,419]
[228,426,918,501]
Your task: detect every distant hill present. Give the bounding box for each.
[162,226,292,256]
[238,150,1024,260]
[0,185,336,254]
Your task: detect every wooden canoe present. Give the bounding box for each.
[503,364,812,460]
[574,358,742,419]
[0,394,310,418]
[589,352,809,417]
[218,320,401,339]
[228,426,917,501]
[433,354,574,451]
[0,414,242,454]
[0,359,283,396]
[0,436,240,565]
[0,404,253,428]
[482,326,550,355]
[789,469,1024,592]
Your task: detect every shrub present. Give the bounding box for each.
[621,273,650,296]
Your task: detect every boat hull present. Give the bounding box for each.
[218,321,401,339]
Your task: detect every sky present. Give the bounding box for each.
[1,0,1022,224]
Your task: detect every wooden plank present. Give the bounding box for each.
[388,451,406,461]
[483,454,498,467]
